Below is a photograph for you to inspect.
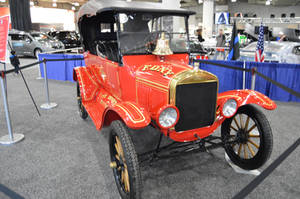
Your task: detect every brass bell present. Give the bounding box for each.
[152,32,173,56]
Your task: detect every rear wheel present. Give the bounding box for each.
[109,121,141,199]
[76,82,88,120]
[221,105,273,170]
[34,48,42,58]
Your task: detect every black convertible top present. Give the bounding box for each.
[77,0,195,21]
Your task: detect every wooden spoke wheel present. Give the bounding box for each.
[221,105,273,170]
[109,121,141,199]
[76,82,88,120]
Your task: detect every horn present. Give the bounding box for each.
[152,32,173,56]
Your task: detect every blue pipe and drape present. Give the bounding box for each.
[39,54,300,102]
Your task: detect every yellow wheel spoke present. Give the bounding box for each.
[248,139,259,149]
[249,134,260,138]
[114,136,130,193]
[233,117,240,129]
[244,116,250,131]
[121,170,125,186]
[240,114,244,129]
[230,125,239,132]
[238,144,242,156]
[116,137,125,158]
[124,165,130,192]
[243,144,248,159]
[247,142,255,157]
[228,135,235,139]
[247,124,257,133]
[115,143,121,156]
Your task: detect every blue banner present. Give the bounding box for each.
[38,54,85,82]
[198,60,300,102]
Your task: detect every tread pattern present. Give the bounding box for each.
[110,120,142,199]
[77,82,88,120]
[222,104,273,170]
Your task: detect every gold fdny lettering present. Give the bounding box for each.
[163,70,174,76]
[150,65,160,71]
[141,65,174,76]
[160,67,167,74]
[142,65,151,71]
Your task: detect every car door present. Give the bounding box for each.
[292,45,300,64]
[10,34,25,55]
[282,45,300,64]
[105,59,122,98]
[21,34,35,55]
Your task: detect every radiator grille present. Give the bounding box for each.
[175,82,218,132]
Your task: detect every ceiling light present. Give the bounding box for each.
[71,6,76,11]
[0,0,6,3]
[266,0,271,5]
[198,0,203,3]
[52,0,57,2]
[52,2,57,7]
[231,0,237,2]
[30,1,34,6]
[73,2,80,6]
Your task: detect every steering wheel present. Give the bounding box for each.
[143,31,172,53]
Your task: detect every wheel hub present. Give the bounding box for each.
[237,129,249,144]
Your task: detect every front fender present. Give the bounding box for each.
[109,102,151,129]
[217,90,277,110]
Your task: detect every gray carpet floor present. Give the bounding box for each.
[0,58,299,199]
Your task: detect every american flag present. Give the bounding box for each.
[255,23,265,62]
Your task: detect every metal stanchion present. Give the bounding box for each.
[251,67,257,90]
[3,62,7,96]
[243,61,246,89]
[40,59,57,109]
[0,62,7,96]
[0,75,24,145]
[36,54,43,80]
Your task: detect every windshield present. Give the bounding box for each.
[31,33,52,41]
[118,13,188,55]
[243,42,285,53]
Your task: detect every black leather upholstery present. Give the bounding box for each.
[96,41,119,62]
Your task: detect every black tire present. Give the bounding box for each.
[76,82,88,120]
[34,48,42,58]
[221,104,273,170]
[109,120,141,199]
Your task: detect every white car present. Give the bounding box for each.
[239,41,300,64]
[9,30,64,58]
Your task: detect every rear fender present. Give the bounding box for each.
[217,90,277,111]
[74,67,100,101]
[74,67,151,130]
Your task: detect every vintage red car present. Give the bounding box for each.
[74,1,276,198]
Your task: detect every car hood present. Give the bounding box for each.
[123,54,217,90]
[39,39,61,45]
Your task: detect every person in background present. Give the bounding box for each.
[9,51,20,74]
[213,29,226,60]
[196,29,205,42]
[277,32,288,42]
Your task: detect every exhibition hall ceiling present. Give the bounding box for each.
[0,0,299,9]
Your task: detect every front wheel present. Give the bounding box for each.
[109,121,142,199]
[221,105,273,170]
[34,48,42,58]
